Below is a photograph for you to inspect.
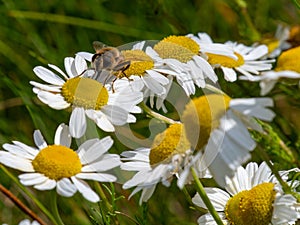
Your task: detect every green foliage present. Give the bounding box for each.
[1,0,300,224]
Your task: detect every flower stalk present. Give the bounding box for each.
[191,167,224,225]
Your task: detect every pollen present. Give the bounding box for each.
[32,145,82,180]
[122,49,154,76]
[61,77,109,110]
[161,35,200,54]
[206,52,245,68]
[225,182,276,225]
[153,41,195,63]
[149,123,191,166]
[275,46,300,73]
[182,94,231,150]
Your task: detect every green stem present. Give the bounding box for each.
[235,0,261,41]
[50,191,65,225]
[191,167,224,225]
[182,187,207,213]
[1,166,59,225]
[293,0,300,9]
[94,182,112,212]
[0,183,47,225]
[140,102,177,124]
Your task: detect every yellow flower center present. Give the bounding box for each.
[32,145,82,180]
[206,52,245,68]
[161,35,200,54]
[225,183,276,225]
[153,35,200,63]
[275,46,300,73]
[149,123,191,165]
[121,49,154,76]
[182,94,231,150]
[61,77,109,110]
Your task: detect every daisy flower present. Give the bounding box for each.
[192,162,300,225]
[18,219,40,225]
[30,55,143,138]
[77,41,171,97]
[2,219,40,225]
[120,123,209,204]
[260,24,291,59]
[186,32,237,59]
[145,35,219,95]
[240,46,300,95]
[182,93,275,186]
[0,124,121,203]
[194,32,275,81]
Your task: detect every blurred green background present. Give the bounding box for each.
[0,0,299,224]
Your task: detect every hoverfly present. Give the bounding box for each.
[91,41,131,89]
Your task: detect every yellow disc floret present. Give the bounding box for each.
[275,46,300,73]
[225,182,276,225]
[207,52,245,68]
[161,35,200,54]
[149,123,191,166]
[32,145,82,180]
[154,41,195,63]
[182,94,231,150]
[61,77,109,110]
[122,49,154,76]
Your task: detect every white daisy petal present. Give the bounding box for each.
[33,66,65,85]
[192,188,229,211]
[76,52,93,62]
[29,81,61,92]
[34,179,56,190]
[221,67,237,82]
[260,80,278,96]
[192,56,217,82]
[251,161,272,186]
[95,115,115,132]
[146,70,169,85]
[230,98,275,121]
[101,105,128,126]
[19,173,49,186]
[54,123,71,147]
[56,178,77,197]
[48,64,68,80]
[69,107,87,138]
[120,161,150,171]
[37,91,69,110]
[2,143,37,159]
[139,185,157,205]
[74,55,87,75]
[75,172,117,182]
[197,212,228,225]
[243,45,268,60]
[142,75,166,95]
[71,177,100,202]
[82,154,121,172]
[225,166,250,195]
[79,136,113,164]
[33,130,47,149]
[64,57,76,78]
[123,170,150,189]
[76,138,99,157]
[272,194,299,224]
[0,152,34,172]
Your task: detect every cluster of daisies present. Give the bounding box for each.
[1,29,300,225]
